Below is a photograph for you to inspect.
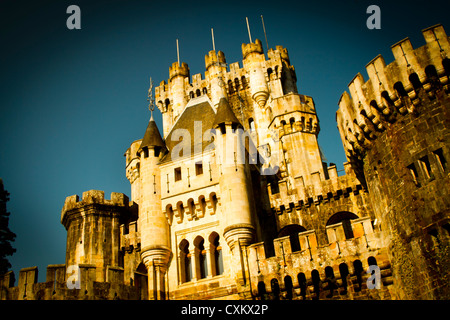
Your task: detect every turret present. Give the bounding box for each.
[61,190,129,282]
[213,98,255,250]
[336,24,450,299]
[205,50,228,106]
[169,62,190,121]
[242,39,270,108]
[125,139,142,204]
[137,116,171,300]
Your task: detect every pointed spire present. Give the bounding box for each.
[213,97,242,128]
[138,117,166,154]
[138,76,165,154]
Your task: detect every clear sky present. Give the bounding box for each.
[1,0,449,282]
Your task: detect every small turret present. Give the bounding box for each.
[205,50,228,106]
[61,190,129,282]
[213,98,255,250]
[169,62,190,121]
[242,39,270,108]
[137,117,171,300]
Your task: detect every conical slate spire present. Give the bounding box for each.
[213,97,242,128]
[138,117,166,153]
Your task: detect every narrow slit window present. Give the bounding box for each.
[433,148,447,172]
[419,155,432,179]
[407,163,419,185]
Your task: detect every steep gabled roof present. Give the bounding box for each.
[161,98,216,163]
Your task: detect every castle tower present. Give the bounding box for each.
[242,39,270,109]
[137,116,171,300]
[205,50,228,106]
[155,62,190,138]
[337,24,450,299]
[125,139,142,204]
[169,62,190,122]
[61,190,129,282]
[213,98,255,289]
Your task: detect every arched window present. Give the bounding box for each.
[177,201,185,221]
[199,196,206,216]
[194,236,207,279]
[189,91,194,99]
[425,65,441,92]
[179,239,192,283]
[284,275,293,300]
[234,78,240,91]
[164,98,170,110]
[166,204,174,225]
[277,224,306,252]
[324,266,336,298]
[257,281,267,300]
[228,80,234,94]
[210,192,218,213]
[241,75,248,89]
[267,68,273,80]
[248,118,256,132]
[196,89,201,97]
[353,259,364,292]
[311,269,321,299]
[202,87,208,95]
[381,91,395,108]
[188,198,196,217]
[394,81,408,97]
[209,232,223,276]
[326,211,359,240]
[339,263,349,294]
[289,117,296,131]
[409,73,422,91]
[368,256,378,266]
[297,273,307,300]
[270,279,280,300]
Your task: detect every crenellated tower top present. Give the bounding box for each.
[336,24,450,164]
[169,61,190,81]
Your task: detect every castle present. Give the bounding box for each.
[1,24,449,300]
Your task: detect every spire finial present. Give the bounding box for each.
[147,77,155,120]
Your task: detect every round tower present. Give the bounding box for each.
[125,139,142,204]
[137,116,171,300]
[213,98,255,251]
[242,39,270,108]
[61,190,129,282]
[337,24,450,299]
[169,62,189,121]
[276,45,297,94]
[205,50,228,106]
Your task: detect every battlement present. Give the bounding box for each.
[242,39,264,59]
[120,221,140,252]
[337,24,450,157]
[247,217,393,299]
[169,61,190,81]
[269,162,362,212]
[275,45,290,63]
[61,190,129,224]
[0,264,147,300]
[155,40,297,112]
[205,50,227,70]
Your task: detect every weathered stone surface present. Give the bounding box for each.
[2,24,449,300]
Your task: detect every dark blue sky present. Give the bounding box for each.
[1,0,449,282]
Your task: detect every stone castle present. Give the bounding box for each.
[1,24,449,300]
